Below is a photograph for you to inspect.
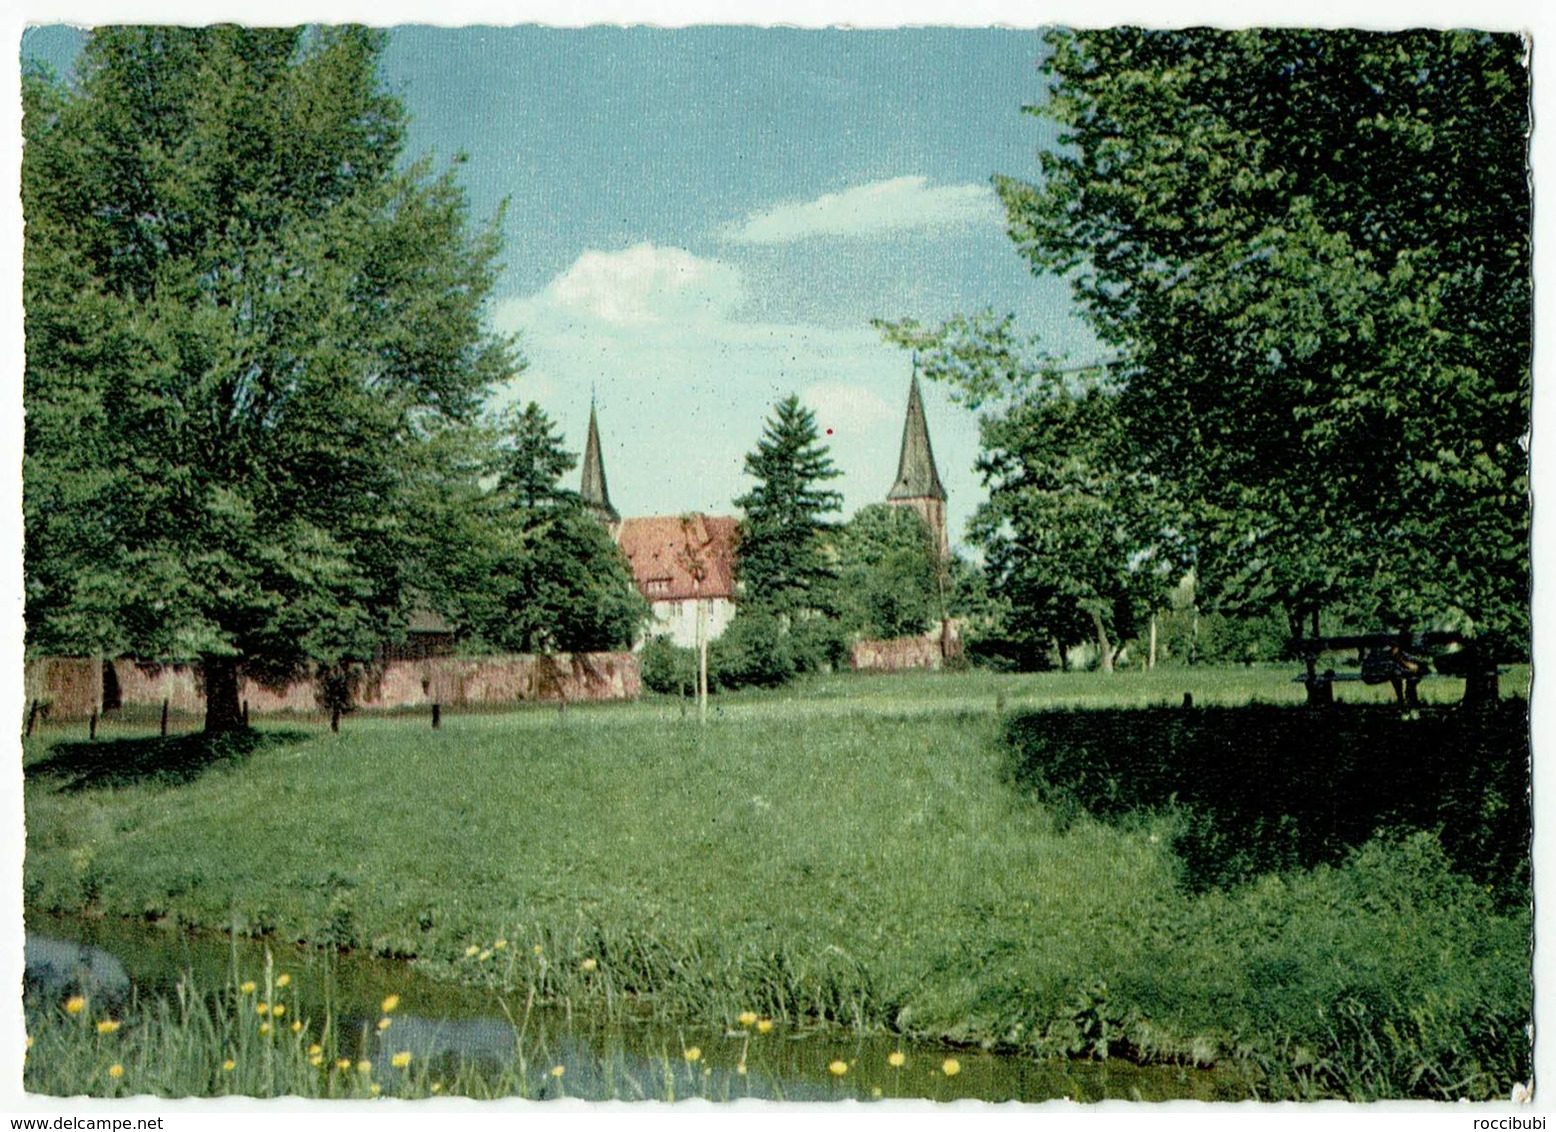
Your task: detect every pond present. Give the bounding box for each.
[24,911,1252,1102]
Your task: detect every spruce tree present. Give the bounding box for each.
[733,396,843,616]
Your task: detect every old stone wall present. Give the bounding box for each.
[24,658,102,720]
[29,653,639,720]
[850,620,965,673]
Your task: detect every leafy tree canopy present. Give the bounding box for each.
[892,29,1530,656]
[828,503,941,640]
[23,26,519,729]
[1008,28,1530,644]
[414,403,647,654]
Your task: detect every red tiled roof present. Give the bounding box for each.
[616,515,739,602]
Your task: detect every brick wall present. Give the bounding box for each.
[850,620,965,673]
[30,653,640,720]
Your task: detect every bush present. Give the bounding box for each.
[788,617,849,675]
[709,610,794,690]
[640,636,698,695]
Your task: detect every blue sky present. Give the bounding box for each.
[21,25,1099,552]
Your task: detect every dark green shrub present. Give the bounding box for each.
[788,616,849,674]
[709,609,794,690]
[639,635,698,695]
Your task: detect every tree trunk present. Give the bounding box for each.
[1091,609,1115,674]
[202,655,246,734]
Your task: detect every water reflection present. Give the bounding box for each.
[24,911,1249,1102]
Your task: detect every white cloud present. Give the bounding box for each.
[486,243,981,542]
[513,242,744,328]
[723,176,1002,244]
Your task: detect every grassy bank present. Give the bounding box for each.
[23,668,1532,1099]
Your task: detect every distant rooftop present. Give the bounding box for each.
[616,514,739,603]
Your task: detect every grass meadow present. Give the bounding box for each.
[22,666,1532,1100]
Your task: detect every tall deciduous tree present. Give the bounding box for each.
[418,403,646,654]
[829,503,940,640]
[23,27,518,731]
[999,29,1530,645]
[882,312,1176,671]
[734,395,843,616]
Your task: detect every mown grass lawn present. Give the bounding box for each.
[22,666,1532,1099]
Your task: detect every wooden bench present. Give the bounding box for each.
[1289,631,1502,707]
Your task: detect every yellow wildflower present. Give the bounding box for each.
[736,1062,747,1076]
[357,1060,372,1074]
[26,1036,33,1049]
[737,1011,758,1026]
[256,1002,270,1016]
[888,1051,906,1068]
[391,1051,412,1069]
[336,1058,352,1071]
[309,1054,324,1067]
[431,1081,443,1094]
[370,1083,381,1097]
[65,996,86,1015]
[756,1019,774,1034]
[223,1059,236,1072]
[239,981,256,994]
[381,994,401,1014]
[271,1004,285,1018]
[276,973,291,988]
[829,1060,848,1076]
[291,1020,303,1033]
[683,1046,702,1063]
[580,958,598,972]
[464,945,479,958]
[872,1086,883,1098]
[108,1064,124,1079]
[550,1064,565,1078]
[259,1022,271,1036]
[942,1058,961,1077]
[494,939,508,950]
[532,944,544,956]
[95,1019,120,1034]
[308,1044,323,1056]
[478,949,492,962]
[377,1017,392,1031]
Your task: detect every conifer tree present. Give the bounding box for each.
[734,396,843,616]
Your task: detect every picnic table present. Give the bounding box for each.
[1288,631,1502,707]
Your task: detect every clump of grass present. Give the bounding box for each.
[22,953,789,1101]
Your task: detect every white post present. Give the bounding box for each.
[1149,614,1158,671]
[696,590,708,726]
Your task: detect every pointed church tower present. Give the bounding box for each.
[580,399,621,535]
[886,366,949,558]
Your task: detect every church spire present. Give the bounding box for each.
[580,399,620,527]
[886,364,949,558]
[887,367,947,504]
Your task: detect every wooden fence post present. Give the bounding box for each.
[243,700,250,727]
[25,700,38,738]
[330,706,341,733]
[160,699,169,737]
[432,702,441,729]
[89,710,98,741]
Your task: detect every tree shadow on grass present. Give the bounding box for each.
[27,728,310,792]
[1001,701,1531,908]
